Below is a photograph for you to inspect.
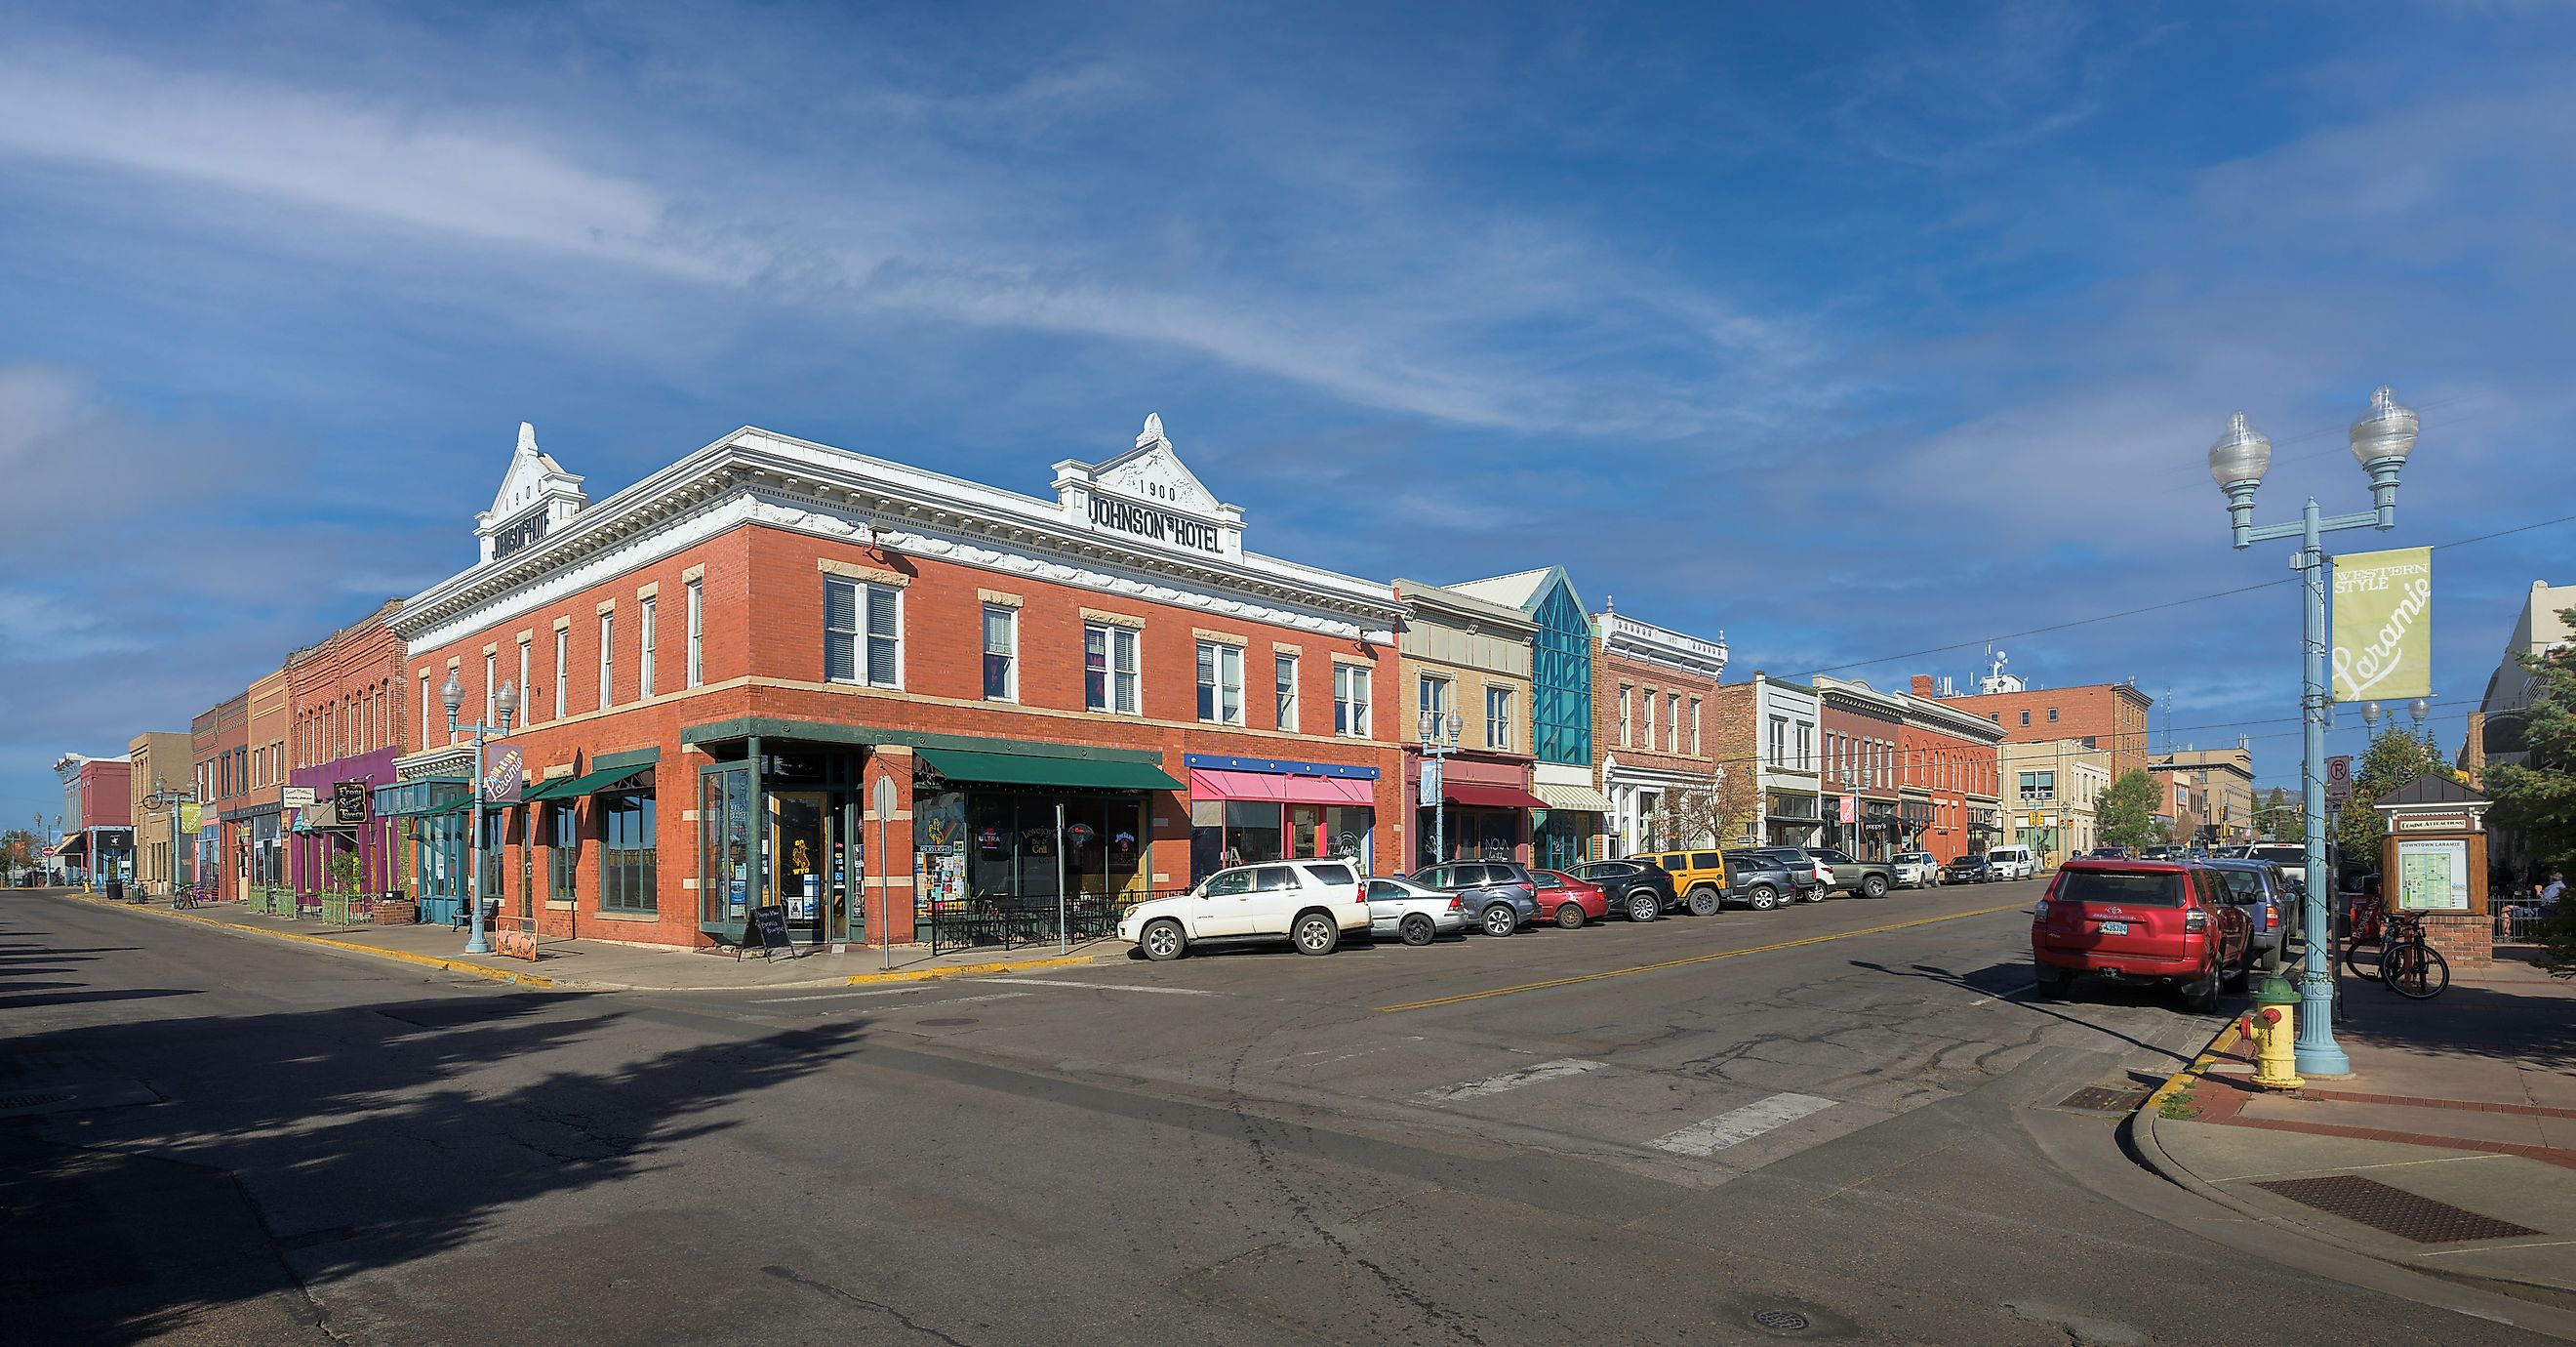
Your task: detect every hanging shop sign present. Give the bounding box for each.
[2331,547,2432,702]
[481,749,524,804]
[334,780,373,824]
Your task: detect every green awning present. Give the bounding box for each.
[914,747,1182,792]
[418,798,475,818]
[523,766,646,801]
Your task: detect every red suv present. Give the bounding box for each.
[2031,860,2251,1011]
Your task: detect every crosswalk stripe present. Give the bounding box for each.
[1416,1058,1607,1102]
[1648,1092,1836,1156]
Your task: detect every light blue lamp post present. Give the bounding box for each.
[440,672,518,956]
[2209,387,2418,1075]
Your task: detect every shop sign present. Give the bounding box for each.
[1067,822,1096,849]
[1419,758,1441,808]
[1837,796,1857,825]
[335,780,373,824]
[481,749,523,804]
[1087,495,1221,553]
[2331,547,2432,701]
[281,786,317,809]
[2393,814,2470,833]
[2396,837,2470,912]
[978,825,1005,853]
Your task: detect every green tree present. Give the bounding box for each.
[2096,769,2162,849]
[2333,727,2449,867]
[0,830,36,876]
[2253,787,2299,839]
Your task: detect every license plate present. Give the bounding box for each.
[2098,920,2128,936]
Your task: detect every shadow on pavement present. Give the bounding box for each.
[1848,958,2194,1065]
[2336,975,2576,1076]
[0,991,866,1346]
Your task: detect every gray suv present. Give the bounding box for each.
[1721,849,1806,911]
[1405,861,1541,937]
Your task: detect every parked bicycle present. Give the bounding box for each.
[2352,908,2450,1000]
[172,881,203,910]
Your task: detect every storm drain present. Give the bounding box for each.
[0,1091,73,1111]
[2252,1175,2541,1244]
[2057,1084,2150,1113]
[1750,1309,1811,1332]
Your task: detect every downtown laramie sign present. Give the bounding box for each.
[1087,495,1224,553]
[2332,546,2432,703]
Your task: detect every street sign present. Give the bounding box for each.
[2326,778,2354,808]
[2326,755,2353,786]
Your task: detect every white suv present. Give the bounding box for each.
[1121,859,1370,960]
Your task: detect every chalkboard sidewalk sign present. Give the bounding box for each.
[745,905,797,959]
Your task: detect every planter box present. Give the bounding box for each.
[374,899,420,925]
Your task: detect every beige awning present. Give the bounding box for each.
[1532,780,1614,814]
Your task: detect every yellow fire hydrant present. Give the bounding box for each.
[2245,974,2305,1091]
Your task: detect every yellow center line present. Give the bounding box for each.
[1375,901,2033,1012]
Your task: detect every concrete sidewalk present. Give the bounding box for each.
[2137,951,2576,1309]
[52,890,1131,992]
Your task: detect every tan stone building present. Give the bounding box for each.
[1997,738,2113,864]
[126,730,193,895]
[1393,579,1542,868]
[2152,746,2255,846]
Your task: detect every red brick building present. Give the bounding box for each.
[286,600,412,896]
[1895,689,2004,864]
[1931,676,2154,780]
[191,693,248,900]
[386,418,1407,949]
[1590,609,1733,854]
[1814,677,1904,857]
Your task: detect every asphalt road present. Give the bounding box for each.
[5,883,2567,1346]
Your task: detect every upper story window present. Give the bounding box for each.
[1619,684,1633,747]
[1084,623,1140,714]
[1275,652,1299,732]
[638,595,659,699]
[1690,698,1702,756]
[1420,674,1453,735]
[1334,664,1371,738]
[984,605,1017,701]
[2046,707,2059,722]
[824,579,901,688]
[1485,686,1513,751]
[598,612,615,710]
[1768,715,1787,767]
[2018,710,2031,726]
[554,628,569,720]
[685,579,704,688]
[1197,640,1244,725]
[1666,693,1681,753]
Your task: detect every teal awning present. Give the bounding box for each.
[914,747,1182,792]
[523,766,647,802]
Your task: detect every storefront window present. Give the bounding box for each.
[699,766,754,923]
[601,789,657,913]
[1222,800,1281,867]
[1323,805,1373,873]
[1190,800,1224,881]
[549,802,580,902]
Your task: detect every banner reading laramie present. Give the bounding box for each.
[2331,546,2432,703]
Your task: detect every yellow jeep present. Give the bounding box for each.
[1636,849,1728,917]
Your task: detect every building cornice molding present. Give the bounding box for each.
[1595,611,1728,679]
[395,430,1405,652]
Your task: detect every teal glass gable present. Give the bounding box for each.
[1530,576,1593,766]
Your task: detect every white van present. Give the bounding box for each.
[1986,845,2036,881]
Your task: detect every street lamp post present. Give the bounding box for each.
[2208,386,2418,1076]
[1419,709,1461,867]
[440,673,519,956]
[143,777,197,900]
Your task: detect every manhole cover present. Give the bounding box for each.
[0,1091,73,1110]
[916,1018,979,1027]
[2253,1174,2542,1244]
[2058,1084,2150,1113]
[1751,1308,1811,1331]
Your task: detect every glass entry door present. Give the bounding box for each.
[770,791,850,945]
[698,762,755,928]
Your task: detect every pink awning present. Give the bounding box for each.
[1188,768,1374,806]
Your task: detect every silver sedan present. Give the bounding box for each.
[1362,878,1471,946]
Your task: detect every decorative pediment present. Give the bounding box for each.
[1053,414,1243,561]
[475,423,589,563]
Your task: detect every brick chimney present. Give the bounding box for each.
[1912,674,1936,697]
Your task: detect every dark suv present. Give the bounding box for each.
[1721,849,1805,911]
[1405,860,1540,937]
[1743,847,1827,903]
[1568,859,1678,922]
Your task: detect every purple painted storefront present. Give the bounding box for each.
[289,747,402,895]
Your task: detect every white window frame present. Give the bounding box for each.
[1485,686,1512,751]
[420,672,432,749]
[1196,640,1244,725]
[1084,622,1141,714]
[685,579,704,688]
[1274,652,1299,732]
[983,604,1018,702]
[1666,693,1681,753]
[1618,684,1632,747]
[639,595,658,699]
[1641,687,1656,745]
[518,639,533,726]
[554,628,569,720]
[598,612,614,711]
[824,578,903,690]
[485,651,498,727]
[1335,663,1372,738]
[1419,674,1452,732]
[1691,698,1703,756]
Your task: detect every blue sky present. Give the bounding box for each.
[5,1,2570,832]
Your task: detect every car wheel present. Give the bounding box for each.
[1687,886,1722,917]
[2181,961,2221,1013]
[1553,901,1586,930]
[1861,875,1889,899]
[1399,914,1436,947]
[1292,911,1340,956]
[1746,884,1780,912]
[1626,891,1660,922]
[1481,903,1518,937]
[1799,886,1826,904]
[1141,918,1187,961]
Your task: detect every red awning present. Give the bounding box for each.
[1441,783,1550,810]
[1189,768,1374,806]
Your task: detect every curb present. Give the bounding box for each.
[2129,1023,2576,1312]
[63,893,1128,992]
[70,894,554,988]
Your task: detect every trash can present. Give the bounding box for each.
[105,878,125,901]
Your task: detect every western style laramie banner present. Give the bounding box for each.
[2331,546,2432,702]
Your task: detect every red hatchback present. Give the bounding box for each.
[2032,860,2251,1011]
[1531,870,1611,929]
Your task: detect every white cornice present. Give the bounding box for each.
[1596,612,1728,678]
